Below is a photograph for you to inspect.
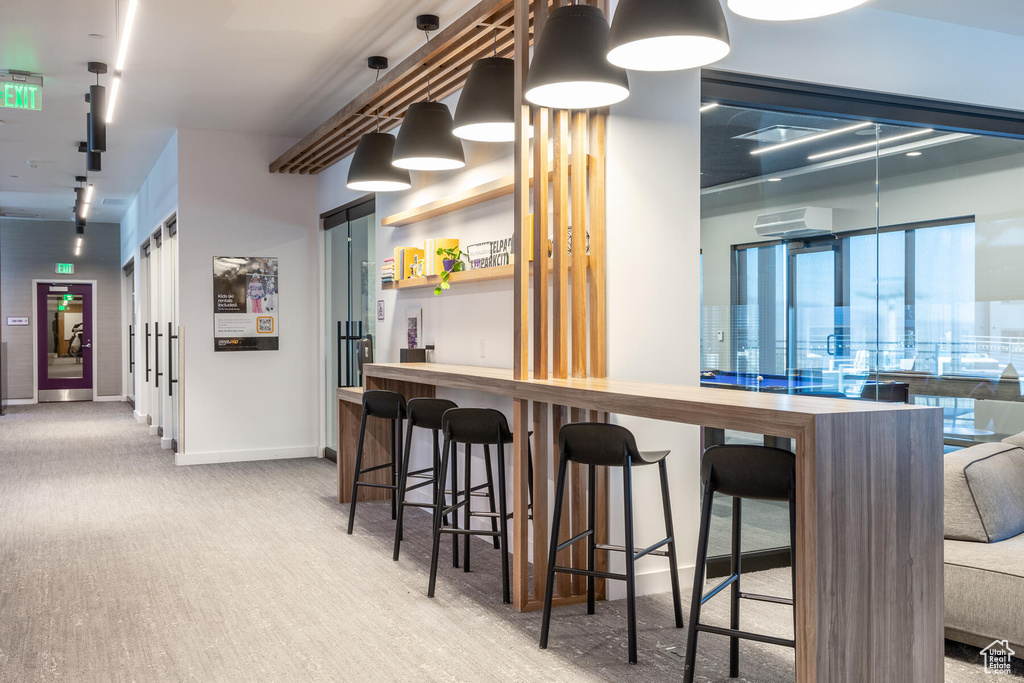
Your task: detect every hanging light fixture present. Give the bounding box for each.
[87,63,107,152]
[393,16,466,170]
[79,141,102,173]
[607,0,730,71]
[727,0,869,21]
[346,57,412,192]
[453,30,519,142]
[525,3,629,110]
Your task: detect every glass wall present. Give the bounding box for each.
[700,98,1024,557]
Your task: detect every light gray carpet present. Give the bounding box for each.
[0,402,1018,682]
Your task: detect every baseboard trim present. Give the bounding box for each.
[2,398,36,406]
[160,436,174,450]
[175,445,318,466]
[134,410,148,424]
[707,547,792,579]
[94,395,125,402]
[149,425,160,436]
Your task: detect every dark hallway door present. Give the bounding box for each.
[37,283,93,402]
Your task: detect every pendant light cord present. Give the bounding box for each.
[374,68,381,132]
[493,28,498,57]
[423,27,433,101]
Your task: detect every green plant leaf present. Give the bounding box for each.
[433,286,442,295]
[441,281,450,290]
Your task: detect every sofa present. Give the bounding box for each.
[944,433,1024,652]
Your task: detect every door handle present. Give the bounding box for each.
[84,342,92,349]
[155,323,162,388]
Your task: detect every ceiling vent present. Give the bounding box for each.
[754,207,833,238]
[0,209,43,219]
[102,198,126,205]
[733,125,825,144]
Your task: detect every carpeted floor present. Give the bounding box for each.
[0,402,1019,682]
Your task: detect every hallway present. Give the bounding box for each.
[0,403,1011,681]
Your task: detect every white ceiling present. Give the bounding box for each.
[0,0,478,223]
[1,0,1023,224]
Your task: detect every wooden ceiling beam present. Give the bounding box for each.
[272,0,545,175]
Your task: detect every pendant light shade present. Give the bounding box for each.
[393,102,466,171]
[727,0,869,21]
[453,57,516,142]
[89,85,107,152]
[607,0,731,71]
[525,4,629,110]
[346,132,411,192]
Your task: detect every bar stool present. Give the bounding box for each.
[682,444,797,683]
[392,398,459,562]
[346,390,406,535]
[427,408,514,604]
[540,422,684,664]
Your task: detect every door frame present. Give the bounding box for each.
[31,279,99,403]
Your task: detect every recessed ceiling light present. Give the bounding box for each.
[88,33,104,39]
[767,177,782,182]
[906,151,922,157]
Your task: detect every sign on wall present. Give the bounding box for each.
[212,256,279,351]
[1,73,43,111]
[55,263,74,274]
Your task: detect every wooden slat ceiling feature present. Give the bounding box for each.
[270,0,542,175]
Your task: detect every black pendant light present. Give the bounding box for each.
[347,57,411,192]
[727,0,869,21]
[453,29,519,142]
[607,0,730,71]
[392,15,466,171]
[87,62,107,152]
[525,4,629,110]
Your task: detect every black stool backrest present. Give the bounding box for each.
[362,390,407,420]
[407,398,458,431]
[442,408,512,445]
[559,422,641,467]
[701,445,795,501]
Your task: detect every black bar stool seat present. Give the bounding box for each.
[428,408,516,604]
[539,422,683,664]
[393,398,459,562]
[683,444,797,683]
[346,390,406,535]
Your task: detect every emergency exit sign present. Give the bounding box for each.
[1,73,43,111]
[55,263,74,274]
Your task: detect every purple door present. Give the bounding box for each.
[37,283,93,397]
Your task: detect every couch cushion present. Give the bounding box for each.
[1003,430,1024,448]
[944,442,1024,542]
[945,533,1024,652]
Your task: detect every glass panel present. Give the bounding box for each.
[348,213,376,361]
[791,247,835,376]
[46,293,85,380]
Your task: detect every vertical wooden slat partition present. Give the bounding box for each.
[511,0,610,612]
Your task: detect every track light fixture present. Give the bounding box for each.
[392,15,466,171]
[87,62,107,152]
[346,57,412,192]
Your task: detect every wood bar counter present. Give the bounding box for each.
[348,362,944,682]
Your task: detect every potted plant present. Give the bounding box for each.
[434,246,468,295]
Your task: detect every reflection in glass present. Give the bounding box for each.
[46,294,84,380]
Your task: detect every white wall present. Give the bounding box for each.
[176,128,318,465]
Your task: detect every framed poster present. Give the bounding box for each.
[213,256,279,351]
[406,307,422,349]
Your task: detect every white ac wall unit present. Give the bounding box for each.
[754,207,833,238]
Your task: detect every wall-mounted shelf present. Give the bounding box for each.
[381,156,587,228]
[382,256,587,291]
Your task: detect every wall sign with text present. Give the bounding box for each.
[212,256,279,351]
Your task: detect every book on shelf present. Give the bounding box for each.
[426,238,459,276]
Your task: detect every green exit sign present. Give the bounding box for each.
[58,305,67,311]
[55,263,74,275]
[1,73,43,111]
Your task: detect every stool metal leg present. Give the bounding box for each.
[390,419,398,520]
[495,440,511,604]
[730,496,742,677]
[433,430,450,530]
[463,443,472,573]
[483,443,501,550]
[346,411,368,535]
[683,482,716,683]
[622,451,638,665]
[427,435,452,598]
[391,418,415,561]
[586,463,597,616]
[540,454,569,650]
[659,459,684,628]
[451,441,460,568]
